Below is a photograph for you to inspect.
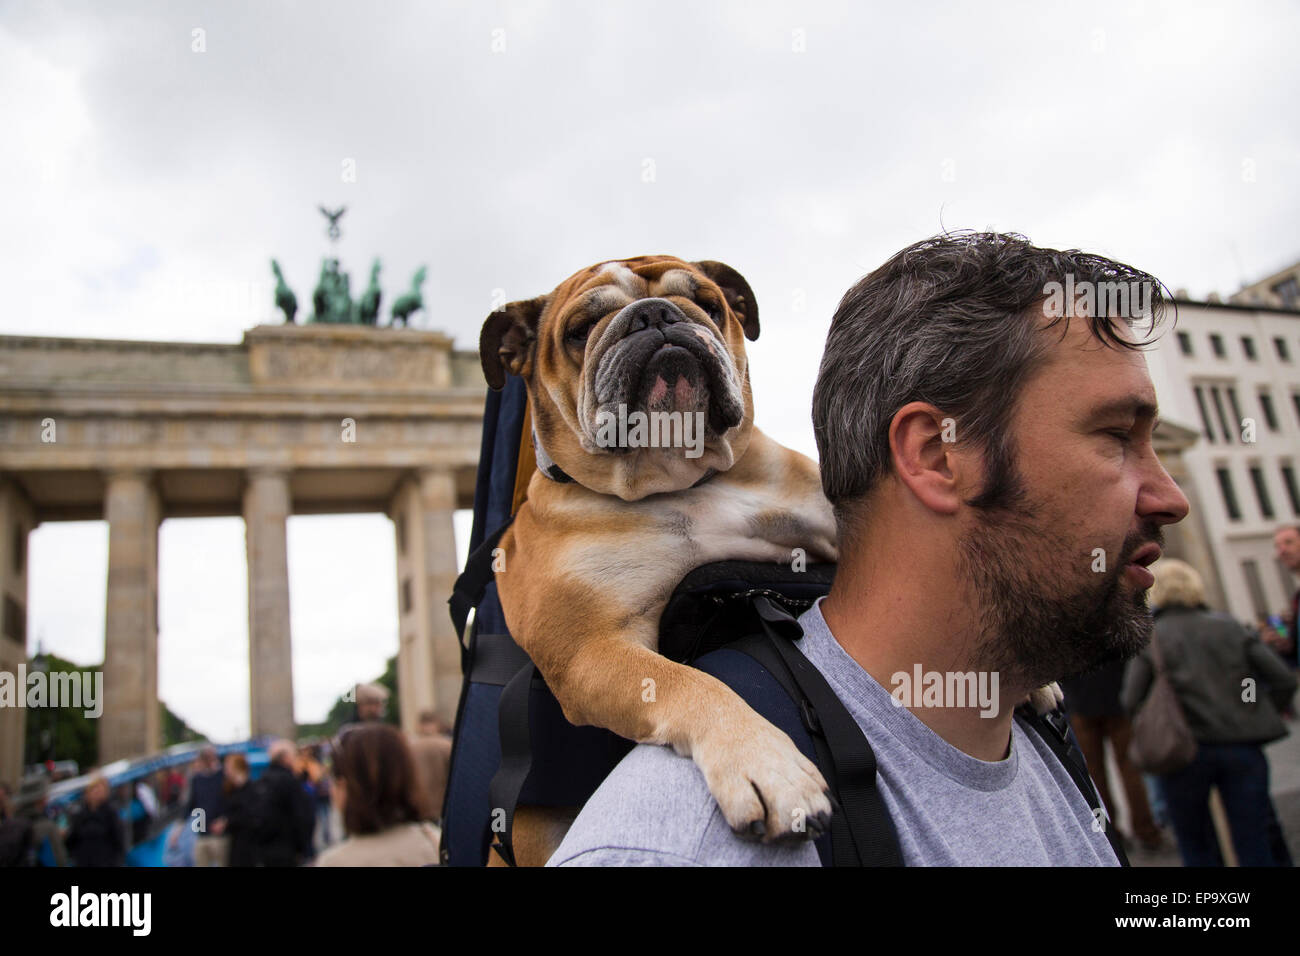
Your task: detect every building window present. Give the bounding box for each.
[1210,386,1233,443]
[1216,467,1242,520]
[1241,336,1257,360]
[401,577,413,615]
[1177,332,1194,356]
[12,526,22,577]
[1241,560,1270,618]
[1193,386,1215,443]
[1249,466,1275,519]
[1210,333,1226,358]
[1227,387,1244,438]
[1273,276,1300,308]
[1259,390,1279,431]
[1293,393,1300,427]
[1281,465,1300,516]
[396,513,407,555]
[1276,337,1292,362]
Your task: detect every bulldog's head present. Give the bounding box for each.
[480,256,760,500]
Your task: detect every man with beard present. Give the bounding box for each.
[549,232,1189,866]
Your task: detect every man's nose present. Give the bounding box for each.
[1139,455,1191,526]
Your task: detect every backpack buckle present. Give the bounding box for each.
[800,698,822,736]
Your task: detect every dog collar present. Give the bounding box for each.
[531,428,718,489]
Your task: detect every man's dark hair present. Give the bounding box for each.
[331,723,431,835]
[812,231,1170,542]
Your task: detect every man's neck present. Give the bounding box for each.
[820,559,1028,763]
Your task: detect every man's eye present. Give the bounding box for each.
[1107,429,1132,445]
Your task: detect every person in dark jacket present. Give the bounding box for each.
[1122,559,1298,866]
[187,745,227,866]
[220,753,259,867]
[65,776,125,867]
[254,739,315,866]
[1061,659,1163,850]
[1274,524,1300,668]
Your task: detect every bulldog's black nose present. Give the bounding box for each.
[622,297,685,334]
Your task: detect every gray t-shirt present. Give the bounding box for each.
[548,596,1118,866]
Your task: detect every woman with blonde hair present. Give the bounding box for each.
[1122,558,1297,865]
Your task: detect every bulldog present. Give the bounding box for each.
[480,255,1063,866]
[481,256,838,865]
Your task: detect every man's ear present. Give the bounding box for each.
[888,402,961,515]
[693,260,760,341]
[479,296,548,390]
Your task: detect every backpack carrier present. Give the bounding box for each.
[442,380,1129,867]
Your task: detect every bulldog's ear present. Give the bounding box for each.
[479,296,548,390]
[693,260,760,341]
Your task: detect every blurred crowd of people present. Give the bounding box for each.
[0,681,453,869]
[1062,524,1300,867]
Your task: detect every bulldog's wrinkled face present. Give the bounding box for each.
[481,256,761,500]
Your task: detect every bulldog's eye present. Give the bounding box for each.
[566,320,596,347]
[698,296,725,322]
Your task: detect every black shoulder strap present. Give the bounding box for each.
[740,596,903,866]
[486,661,536,867]
[1016,704,1131,867]
[447,518,513,646]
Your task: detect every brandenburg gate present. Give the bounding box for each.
[0,323,485,782]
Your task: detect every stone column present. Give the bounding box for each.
[243,468,295,739]
[0,478,35,784]
[100,470,161,763]
[390,468,461,733]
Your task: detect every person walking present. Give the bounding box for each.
[66,776,125,867]
[1274,524,1300,668]
[1061,660,1164,851]
[252,739,315,867]
[408,711,453,823]
[186,746,228,866]
[1122,558,1297,866]
[220,753,259,867]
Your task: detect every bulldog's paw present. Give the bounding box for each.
[1026,681,1064,715]
[694,719,834,844]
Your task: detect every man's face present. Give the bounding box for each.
[955,311,1189,688]
[1275,528,1300,574]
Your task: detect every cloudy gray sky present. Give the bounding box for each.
[4,0,1298,741]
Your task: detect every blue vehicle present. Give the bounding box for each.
[33,738,273,867]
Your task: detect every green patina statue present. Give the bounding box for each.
[358,260,382,326]
[271,259,298,324]
[270,207,425,327]
[390,266,427,327]
[309,258,353,323]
